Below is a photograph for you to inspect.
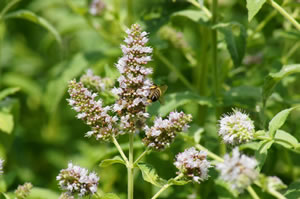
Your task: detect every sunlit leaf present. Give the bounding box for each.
[137,163,166,187]
[269,107,296,137]
[0,87,20,101]
[171,10,210,26]
[274,130,298,149]
[4,10,62,45]
[246,0,267,21]
[263,64,300,105]
[28,187,59,199]
[0,112,13,134]
[99,156,126,167]
[44,53,96,113]
[214,22,246,67]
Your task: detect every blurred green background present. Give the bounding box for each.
[0,0,300,198]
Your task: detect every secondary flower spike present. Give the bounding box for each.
[216,148,258,192]
[67,80,118,140]
[219,109,255,145]
[56,162,99,197]
[174,147,211,183]
[15,182,33,199]
[143,111,192,150]
[112,23,154,133]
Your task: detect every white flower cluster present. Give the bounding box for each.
[143,111,192,150]
[219,109,255,145]
[112,24,154,133]
[68,80,119,140]
[0,159,4,175]
[80,69,112,92]
[56,162,99,197]
[174,147,211,183]
[216,148,258,192]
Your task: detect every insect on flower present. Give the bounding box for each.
[147,84,168,104]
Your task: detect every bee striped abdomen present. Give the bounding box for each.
[150,89,161,102]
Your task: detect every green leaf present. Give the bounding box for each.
[167,178,189,186]
[0,0,20,19]
[0,112,13,134]
[28,187,59,199]
[263,64,300,105]
[284,181,300,198]
[100,193,120,199]
[99,156,126,167]
[274,130,298,149]
[1,193,10,199]
[269,107,295,137]
[44,53,95,113]
[0,87,20,101]
[214,22,247,67]
[171,10,210,26]
[137,163,166,187]
[246,0,267,21]
[255,140,274,170]
[1,73,43,107]
[4,10,62,45]
[149,91,212,117]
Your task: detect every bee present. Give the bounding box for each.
[148,84,168,104]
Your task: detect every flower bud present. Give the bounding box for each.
[0,159,4,175]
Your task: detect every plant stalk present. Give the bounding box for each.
[128,133,134,199]
[247,186,261,199]
[151,174,183,199]
[134,148,151,166]
[268,0,300,31]
[112,136,129,165]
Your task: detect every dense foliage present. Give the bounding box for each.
[0,0,300,198]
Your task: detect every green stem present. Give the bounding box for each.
[267,0,300,31]
[186,0,212,18]
[155,51,197,92]
[112,136,129,165]
[128,133,134,199]
[0,0,20,20]
[133,148,151,166]
[247,186,261,199]
[268,189,287,199]
[211,0,225,155]
[151,174,183,199]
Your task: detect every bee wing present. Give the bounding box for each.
[159,85,168,94]
[158,96,165,104]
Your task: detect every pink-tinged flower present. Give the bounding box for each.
[56,162,99,197]
[67,80,118,140]
[112,24,154,133]
[174,147,211,183]
[143,111,192,150]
